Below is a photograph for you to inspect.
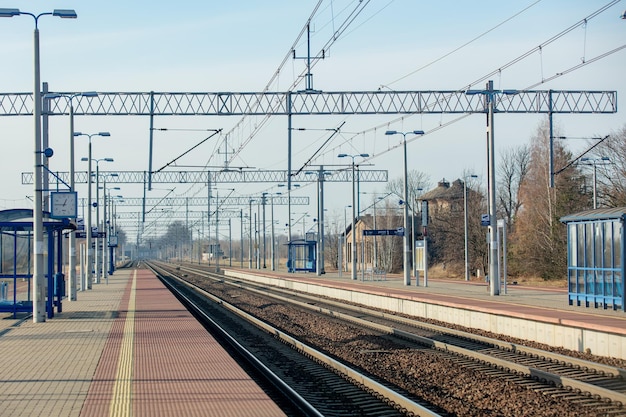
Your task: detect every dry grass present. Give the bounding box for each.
[427,264,567,289]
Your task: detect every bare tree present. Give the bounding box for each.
[497,144,530,229]
[385,170,431,203]
[510,119,586,280]
[588,124,626,207]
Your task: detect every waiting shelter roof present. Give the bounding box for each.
[0,209,75,232]
[560,207,626,223]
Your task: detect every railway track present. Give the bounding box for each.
[145,261,444,417]
[147,261,626,416]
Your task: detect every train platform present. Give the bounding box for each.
[0,267,286,417]
[224,267,626,360]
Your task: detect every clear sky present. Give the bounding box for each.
[0,0,625,242]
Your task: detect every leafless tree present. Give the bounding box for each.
[497,144,530,229]
[587,124,626,207]
[510,119,586,280]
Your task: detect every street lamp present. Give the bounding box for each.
[373,196,384,269]
[100,176,119,284]
[385,130,425,286]
[83,155,114,284]
[464,174,478,281]
[338,153,369,280]
[248,199,255,269]
[0,7,77,323]
[44,91,97,301]
[261,192,268,268]
[269,191,281,271]
[76,131,111,289]
[306,169,330,276]
[580,157,611,209]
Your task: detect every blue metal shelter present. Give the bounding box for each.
[560,207,625,311]
[0,209,74,318]
[286,239,317,273]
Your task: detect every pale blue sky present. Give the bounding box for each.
[0,0,624,240]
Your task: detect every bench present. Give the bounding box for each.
[364,267,387,281]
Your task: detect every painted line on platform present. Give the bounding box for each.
[109,269,136,417]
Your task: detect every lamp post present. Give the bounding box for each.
[385,130,425,286]
[270,192,281,271]
[76,131,111,289]
[580,157,611,209]
[306,169,329,275]
[101,176,119,284]
[261,192,268,268]
[82,155,113,284]
[464,174,478,281]
[466,81,517,296]
[373,196,384,269]
[411,188,423,282]
[0,7,77,322]
[43,91,97,302]
[341,204,351,275]
[338,153,369,280]
[248,199,255,269]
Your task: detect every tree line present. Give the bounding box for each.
[407,119,626,281]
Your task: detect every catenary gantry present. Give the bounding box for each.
[22,169,388,186]
[0,89,617,116]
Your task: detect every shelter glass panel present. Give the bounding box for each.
[577,224,585,267]
[596,270,603,295]
[568,223,577,267]
[584,223,593,268]
[615,221,622,268]
[577,269,584,293]
[605,221,614,269]
[605,271,613,297]
[595,223,603,269]
[585,270,594,294]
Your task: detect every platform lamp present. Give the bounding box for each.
[580,157,611,209]
[338,153,369,280]
[385,130,425,286]
[76,131,111,290]
[0,7,77,322]
[44,91,97,302]
[101,175,119,284]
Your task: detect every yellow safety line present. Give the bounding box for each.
[109,270,136,417]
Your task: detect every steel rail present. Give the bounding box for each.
[148,261,442,417]
[176,263,626,407]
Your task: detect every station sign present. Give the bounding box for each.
[363,228,404,236]
[75,231,107,239]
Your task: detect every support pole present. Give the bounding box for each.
[486,80,500,296]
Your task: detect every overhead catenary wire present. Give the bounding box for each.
[312,0,623,166]
[152,1,622,229]
[172,0,373,205]
[225,0,372,166]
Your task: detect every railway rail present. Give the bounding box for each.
[146,260,626,416]
[145,261,443,417]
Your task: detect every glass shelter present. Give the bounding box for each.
[560,208,625,311]
[0,209,74,318]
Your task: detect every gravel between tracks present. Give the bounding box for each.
[187,275,618,417]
